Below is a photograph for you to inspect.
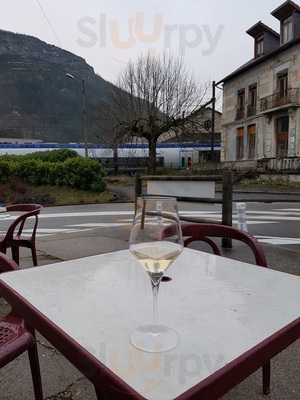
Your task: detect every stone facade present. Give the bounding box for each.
[221,2,300,169]
[222,44,300,162]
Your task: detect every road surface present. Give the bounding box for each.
[3,202,300,253]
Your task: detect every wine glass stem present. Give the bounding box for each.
[151,281,160,325]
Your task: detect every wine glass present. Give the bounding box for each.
[129,197,184,353]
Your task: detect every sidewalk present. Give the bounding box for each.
[1,231,300,400]
[108,179,300,203]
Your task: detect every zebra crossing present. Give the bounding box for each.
[1,207,300,246]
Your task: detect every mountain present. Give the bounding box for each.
[0,29,117,143]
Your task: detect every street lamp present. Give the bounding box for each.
[66,73,88,158]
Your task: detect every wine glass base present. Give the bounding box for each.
[131,324,178,353]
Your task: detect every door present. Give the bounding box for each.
[236,127,244,160]
[276,116,289,158]
[247,125,256,160]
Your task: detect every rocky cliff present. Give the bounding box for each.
[0,29,116,143]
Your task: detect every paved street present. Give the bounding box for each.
[1,201,300,254]
[1,201,300,400]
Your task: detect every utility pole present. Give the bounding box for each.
[81,79,88,158]
[66,73,89,158]
[211,80,216,162]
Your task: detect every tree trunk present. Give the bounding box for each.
[148,137,157,173]
[113,145,119,175]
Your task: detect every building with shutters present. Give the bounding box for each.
[220,1,300,170]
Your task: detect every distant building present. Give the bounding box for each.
[160,107,222,166]
[220,1,300,170]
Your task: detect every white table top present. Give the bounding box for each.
[1,249,300,400]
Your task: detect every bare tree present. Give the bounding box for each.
[110,52,210,172]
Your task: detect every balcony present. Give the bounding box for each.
[235,108,245,121]
[247,104,257,117]
[260,88,300,113]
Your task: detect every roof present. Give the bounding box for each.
[246,21,280,38]
[272,0,300,20]
[192,106,222,116]
[219,36,300,84]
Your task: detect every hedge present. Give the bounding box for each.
[24,149,79,162]
[1,149,79,163]
[0,151,106,192]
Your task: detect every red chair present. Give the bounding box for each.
[178,223,270,395]
[0,252,43,399]
[0,204,42,266]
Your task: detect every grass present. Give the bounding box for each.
[0,179,114,206]
[35,185,114,206]
[105,175,134,186]
[240,178,300,191]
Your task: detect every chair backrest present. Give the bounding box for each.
[181,223,268,268]
[0,252,18,273]
[4,204,42,244]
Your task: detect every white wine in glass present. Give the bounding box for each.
[129,197,183,353]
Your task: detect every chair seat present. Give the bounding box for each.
[0,314,34,368]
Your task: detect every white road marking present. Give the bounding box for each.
[3,211,135,221]
[247,211,300,215]
[1,208,300,241]
[40,211,134,219]
[275,209,300,212]
[118,217,275,225]
[180,213,300,222]
[67,223,130,228]
[3,209,300,222]
[234,221,276,225]
[256,235,300,245]
[28,228,80,234]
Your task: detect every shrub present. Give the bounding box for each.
[15,159,52,185]
[62,158,106,191]
[0,160,16,183]
[24,149,79,163]
[0,151,106,192]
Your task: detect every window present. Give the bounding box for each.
[237,89,245,110]
[247,125,256,159]
[276,116,289,158]
[248,84,257,116]
[236,127,244,160]
[282,18,293,44]
[277,71,288,99]
[236,89,245,119]
[255,36,264,57]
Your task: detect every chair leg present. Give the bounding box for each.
[28,342,43,400]
[31,246,38,266]
[94,386,102,400]
[1,245,7,255]
[263,361,271,395]
[11,246,20,265]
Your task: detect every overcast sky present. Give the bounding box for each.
[0,0,289,85]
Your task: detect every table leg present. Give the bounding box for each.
[263,361,271,395]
